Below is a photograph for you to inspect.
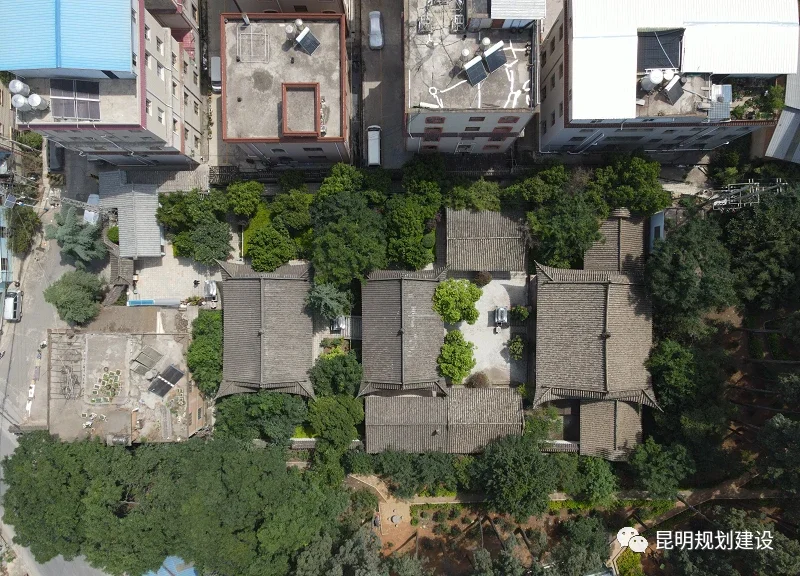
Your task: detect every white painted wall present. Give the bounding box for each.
[240,140,350,163]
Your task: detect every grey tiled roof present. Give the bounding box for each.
[534,263,655,407]
[364,387,523,453]
[98,171,162,259]
[360,269,446,395]
[579,400,643,460]
[445,209,528,272]
[109,256,134,285]
[584,211,646,275]
[219,262,314,398]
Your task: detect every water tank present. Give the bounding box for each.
[480,37,492,51]
[285,23,296,40]
[9,79,29,96]
[27,94,48,110]
[460,48,471,62]
[294,18,304,31]
[647,69,664,85]
[640,76,656,92]
[663,69,676,82]
[11,94,31,111]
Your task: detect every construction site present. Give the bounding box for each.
[47,329,210,444]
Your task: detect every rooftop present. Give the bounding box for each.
[221,14,344,140]
[445,208,528,272]
[364,387,524,454]
[218,262,315,398]
[569,0,799,120]
[583,210,645,275]
[0,0,133,76]
[99,171,162,259]
[405,0,534,111]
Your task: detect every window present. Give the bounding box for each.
[146,99,152,115]
[421,145,438,151]
[498,116,519,124]
[550,74,555,89]
[50,79,100,120]
[664,129,677,133]
[579,129,594,133]
[194,135,200,148]
[0,226,5,238]
[172,81,178,96]
[490,127,511,141]
[455,143,473,153]
[197,407,203,420]
[145,53,151,68]
[157,108,164,124]
[132,9,136,23]
[540,50,547,68]
[304,147,324,152]
[425,116,445,124]
[173,118,179,133]
[0,258,7,272]
[192,4,198,20]
[145,26,150,40]
[183,61,188,74]
[568,136,585,142]
[648,138,661,143]
[541,120,547,135]
[460,136,475,141]
[172,53,177,67]
[184,127,189,140]
[271,148,286,154]
[550,111,556,126]
[424,127,442,141]
[558,62,563,79]
[156,38,163,54]
[194,101,199,114]
[550,37,555,54]
[483,144,501,151]
[184,93,189,106]
[308,155,328,160]
[465,127,480,132]
[558,24,563,41]
[541,85,547,101]
[558,102,563,117]
[654,225,662,241]
[157,62,164,80]
[132,53,137,66]
[590,119,602,124]
[468,116,485,122]
[193,72,198,85]
[293,6,309,12]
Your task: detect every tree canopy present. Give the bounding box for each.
[247,224,295,272]
[43,270,104,324]
[309,350,363,397]
[587,155,671,214]
[437,330,476,384]
[549,516,609,576]
[226,181,263,219]
[157,190,231,265]
[8,204,41,255]
[186,310,223,396]
[385,194,435,270]
[45,207,107,266]
[628,437,695,498]
[214,391,307,443]
[433,279,482,324]
[305,283,351,321]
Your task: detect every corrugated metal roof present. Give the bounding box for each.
[766,108,800,164]
[144,556,197,576]
[570,0,799,120]
[0,0,132,73]
[98,172,162,259]
[490,0,545,20]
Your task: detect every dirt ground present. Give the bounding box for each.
[85,306,158,333]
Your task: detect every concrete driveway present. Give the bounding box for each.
[361,0,412,168]
[458,275,528,385]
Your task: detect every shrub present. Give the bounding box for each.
[306,283,352,321]
[465,372,490,388]
[43,270,104,324]
[247,224,295,272]
[8,204,41,255]
[449,525,462,537]
[278,169,307,193]
[509,305,530,322]
[473,271,492,287]
[226,181,264,218]
[107,226,119,244]
[461,516,472,525]
[432,511,444,522]
[437,330,476,384]
[507,335,525,361]
[421,231,436,249]
[17,131,43,151]
[767,333,788,360]
[617,549,645,576]
[748,335,765,359]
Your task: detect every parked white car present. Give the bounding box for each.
[369,11,384,50]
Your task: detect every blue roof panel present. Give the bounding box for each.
[143,556,197,576]
[0,0,58,70]
[0,0,131,73]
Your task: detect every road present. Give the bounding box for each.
[0,208,109,576]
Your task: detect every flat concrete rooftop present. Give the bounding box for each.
[222,15,343,140]
[405,0,533,111]
[635,74,708,118]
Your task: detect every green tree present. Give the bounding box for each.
[587,155,671,214]
[309,395,364,454]
[437,330,476,384]
[186,213,232,266]
[445,178,502,211]
[312,218,387,287]
[278,169,307,193]
[577,457,618,506]
[247,224,295,272]
[647,339,697,412]
[45,207,107,266]
[43,270,104,324]
[475,435,558,520]
[305,283,351,320]
[309,351,363,397]
[186,310,223,396]
[17,130,43,150]
[646,218,736,339]
[759,414,800,495]
[106,226,119,244]
[157,190,231,266]
[527,193,605,268]
[226,180,263,218]
[8,204,41,254]
[629,437,695,498]
[549,516,609,576]
[775,373,800,405]
[385,194,434,270]
[271,189,313,235]
[389,554,433,576]
[214,391,308,443]
[432,279,482,324]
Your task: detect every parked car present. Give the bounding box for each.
[210,56,222,93]
[369,11,384,50]
[3,290,23,322]
[494,306,508,327]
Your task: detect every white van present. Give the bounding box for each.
[210,57,222,93]
[3,291,22,322]
[367,125,381,167]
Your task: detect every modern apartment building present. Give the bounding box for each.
[767,41,800,164]
[220,12,350,164]
[0,82,13,173]
[539,0,799,154]
[0,0,202,167]
[404,0,541,155]
[222,0,349,18]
